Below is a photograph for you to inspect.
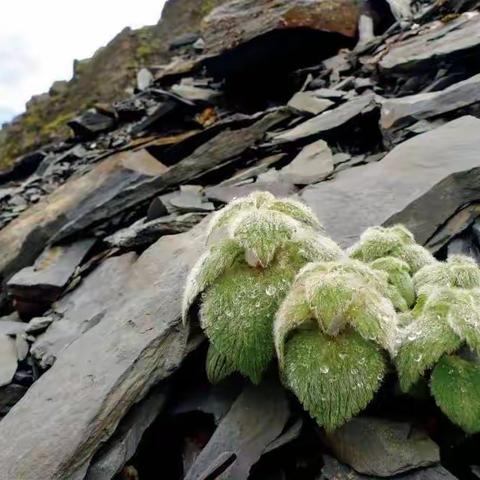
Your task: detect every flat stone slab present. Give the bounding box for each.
[280,139,333,185]
[379,13,480,74]
[0,222,207,480]
[0,335,18,387]
[301,116,480,247]
[270,94,377,145]
[7,239,96,303]
[325,417,439,477]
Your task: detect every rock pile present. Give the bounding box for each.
[0,0,480,479]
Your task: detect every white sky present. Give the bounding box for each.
[0,0,167,124]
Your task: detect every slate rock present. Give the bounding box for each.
[279,139,334,185]
[270,94,377,145]
[379,13,480,75]
[50,109,290,243]
[85,386,168,480]
[302,116,480,247]
[0,335,18,387]
[205,181,296,204]
[0,222,207,480]
[31,253,137,368]
[7,238,96,304]
[68,109,116,138]
[325,417,440,477]
[171,82,221,103]
[319,455,457,480]
[288,92,334,116]
[136,68,154,91]
[0,151,46,184]
[184,380,289,480]
[0,383,27,416]
[380,73,480,136]
[0,148,168,281]
[105,213,206,249]
[202,0,361,56]
[448,234,480,263]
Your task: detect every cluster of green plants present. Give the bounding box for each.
[182,192,480,434]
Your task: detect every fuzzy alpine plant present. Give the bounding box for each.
[396,254,480,433]
[274,258,399,431]
[182,192,343,384]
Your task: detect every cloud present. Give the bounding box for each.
[0,0,166,124]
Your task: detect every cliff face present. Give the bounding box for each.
[0,0,227,170]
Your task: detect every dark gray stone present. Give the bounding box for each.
[85,386,168,480]
[0,222,207,480]
[325,417,439,477]
[0,384,27,416]
[68,109,116,138]
[270,94,378,145]
[379,13,480,75]
[279,139,333,185]
[184,381,289,480]
[105,213,206,249]
[288,92,334,115]
[0,335,17,387]
[301,116,480,247]
[381,73,480,135]
[7,239,96,303]
[31,253,137,368]
[319,455,457,480]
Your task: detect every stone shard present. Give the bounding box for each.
[85,386,168,480]
[0,335,18,387]
[0,223,207,480]
[270,94,378,145]
[379,13,480,75]
[288,92,334,115]
[184,381,289,480]
[319,455,458,480]
[301,116,480,247]
[31,253,137,368]
[202,0,361,56]
[7,239,96,304]
[0,149,168,282]
[380,73,480,136]
[279,139,333,185]
[325,417,440,477]
[68,109,116,138]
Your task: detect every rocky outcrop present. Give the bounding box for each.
[1,0,480,478]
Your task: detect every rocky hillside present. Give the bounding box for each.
[0,0,480,479]
[0,0,227,170]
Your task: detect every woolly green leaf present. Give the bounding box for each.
[200,252,303,384]
[289,232,344,264]
[413,261,451,296]
[398,244,435,274]
[282,329,386,431]
[370,257,415,309]
[395,312,462,392]
[231,210,295,268]
[206,343,236,384]
[182,239,242,324]
[269,198,322,231]
[448,255,480,289]
[431,355,480,434]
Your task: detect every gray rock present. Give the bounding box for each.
[0,222,207,480]
[51,109,290,243]
[288,92,334,115]
[279,140,333,185]
[205,181,296,204]
[0,148,169,283]
[270,94,377,145]
[0,319,27,336]
[136,68,154,91]
[325,417,439,477]
[0,335,17,387]
[448,234,480,263]
[31,253,137,368]
[379,13,480,75]
[105,213,206,249]
[26,316,54,334]
[171,82,221,103]
[7,239,96,304]
[185,381,289,480]
[319,455,457,480]
[168,190,214,213]
[85,386,168,480]
[381,73,480,136]
[301,116,480,247]
[309,88,347,99]
[0,384,27,416]
[68,109,116,138]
